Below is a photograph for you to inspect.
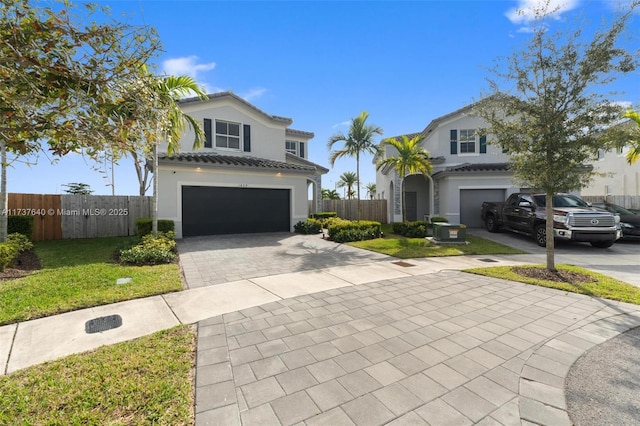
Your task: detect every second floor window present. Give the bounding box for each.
[285,140,305,158]
[459,129,476,153]
[216,120,241,149]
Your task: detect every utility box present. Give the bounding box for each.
[432,223,466,242]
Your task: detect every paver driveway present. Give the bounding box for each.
[182,233,640,425]
[178,233,390,288]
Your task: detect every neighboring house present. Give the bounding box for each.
[157,91,328,238]
[376,102,517,227]
[582,122,640,199]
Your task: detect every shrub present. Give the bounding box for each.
[8,215,35,238]
[430,216,449,224]
[120,231,177,265]
[294,219,322,234]
[327,220,382,243]
[0,232,35,271]
[310,212,339,228]
[392,221,429,238]
[135,218,175,237]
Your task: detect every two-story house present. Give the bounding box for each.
[157,91,328,238]
[376,101,516,227]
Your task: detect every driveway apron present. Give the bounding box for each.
[178,233,390,288]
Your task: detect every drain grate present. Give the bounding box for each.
[392,261,416,267]
[85,314,123,334]
[479,258,498,263]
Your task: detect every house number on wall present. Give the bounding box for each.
[239,184,248,188]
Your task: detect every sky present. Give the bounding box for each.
[8,0,640,197]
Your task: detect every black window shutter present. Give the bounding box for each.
[480,134,487,154]
[204,118,212,148]
[299,142,305,158]
[450,129,458,155]
[243,125,251,152]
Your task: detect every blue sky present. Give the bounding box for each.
[9,0,639,197]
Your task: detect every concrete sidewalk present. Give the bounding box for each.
[1,255,529,374]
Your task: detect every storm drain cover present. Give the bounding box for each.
[479,258,498,263]
[392,261,416,267]
[85,314,123,334]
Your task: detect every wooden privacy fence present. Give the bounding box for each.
[7,193,152,241]
[311,199,388,223]
[581,195,640,210]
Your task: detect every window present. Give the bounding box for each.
[285,140,305,158]
[459,129,476,153]
[215,120,241,149]
[286,141,297,155]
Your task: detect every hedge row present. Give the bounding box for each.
[135,218,175,237]
[0,233,34,271]
[8,215,34,238]
[392,218,449,238]
[327,219,382,243]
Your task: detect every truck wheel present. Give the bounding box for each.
[591,240,615,248]
[485,215,500,233]
[534,224,546,247]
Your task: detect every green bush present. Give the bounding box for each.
[120,231,177,265]
[392,221,429,238]
[135,218,175,237]
[8,215,35,238]
[310,212,339,228]
[311,212,338,220]
[430,216,449,224]
[294,219,322,234]
[0,232,35,271]
[327,220,382,243]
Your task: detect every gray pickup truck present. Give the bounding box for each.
[481,193,621,248]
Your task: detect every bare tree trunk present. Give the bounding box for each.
[152,143,158,236]
[545,191,556,272]
[0,140,7,242]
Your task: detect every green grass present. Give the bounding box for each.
[0,237,184,325]
[347,226,526,259]
[0,326,195,425]
[466,264,640,305]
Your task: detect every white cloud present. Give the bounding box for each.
[505,0,579,25]
[332,120,351,129]
[161,55,216,79]
[240,87,267,102]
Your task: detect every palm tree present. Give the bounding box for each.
[365,182,377,200]
[376,134,433,221]
[337,171,358,200]
[623,110,640,164]
[322,188,341,200]
[148,73,208,235]
[327,111,383,219]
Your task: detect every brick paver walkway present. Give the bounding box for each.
[193,270,640,425]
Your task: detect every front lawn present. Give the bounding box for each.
[0,326,195,425]
[466,264,640,305]
[0,237,184,325]
[347,226,526,258]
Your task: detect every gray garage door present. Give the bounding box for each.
[460,189,506,228]
[182,186,290,236]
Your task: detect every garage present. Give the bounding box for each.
[460,189,506,228]
[182,186,291,236]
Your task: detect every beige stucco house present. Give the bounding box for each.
[157,91,328,238]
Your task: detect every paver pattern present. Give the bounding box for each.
[194,269,640,425]
[179,233,389,288]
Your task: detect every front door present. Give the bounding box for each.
[405,191,417,221]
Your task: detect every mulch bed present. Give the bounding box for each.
[513,266,597,284]
[0,251,42,281]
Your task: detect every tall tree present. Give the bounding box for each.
[475,2,638,272]
[0,0,159,241]
[376,135,433,221]
[62,183,93,195]
[365,183,377,200]
[622,110,640,164]
[328,111,383,218]
[337,171,358,200]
